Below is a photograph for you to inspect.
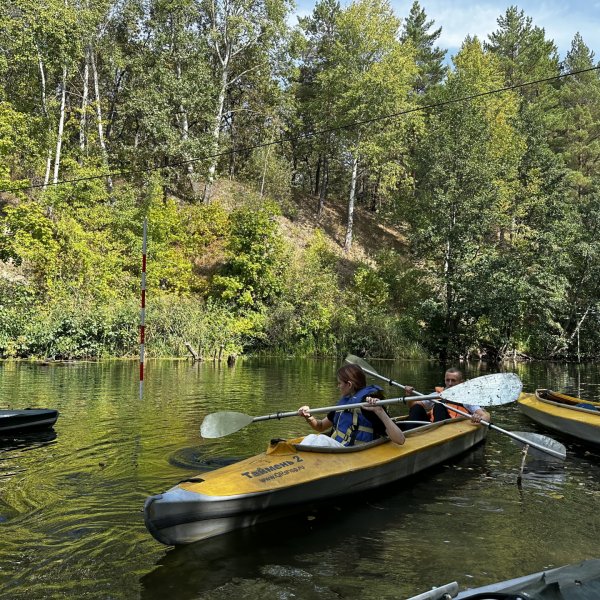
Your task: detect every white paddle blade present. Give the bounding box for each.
[345,354,377,373]
[441,372,523,407]
[200,411,254,439]
[511,432,567,461]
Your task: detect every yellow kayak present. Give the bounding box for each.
[518,389,600,446]
[144,418,487,545]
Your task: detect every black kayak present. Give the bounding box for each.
[0,409,59,434]
[407,559,600,600]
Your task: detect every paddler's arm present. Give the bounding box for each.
[298,405,333,433]
[470,407,490,424]
[364,398,406,445]
[404,385,417,408]
[404,386,434,411]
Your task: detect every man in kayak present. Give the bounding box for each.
[297,364,406,447]
[405,367,490,425]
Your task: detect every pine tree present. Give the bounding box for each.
[485,6,559,92]
[551,34,600,357]
[400,0,446,93]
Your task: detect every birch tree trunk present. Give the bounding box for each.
[90,49,112,192]
[442,203,457,360]
[37,49,53,189]
[202,0,274,202]
[260,144,271,197]
[176,62,195,191]
[203,65,228,202]
[317,155,328,218]
[52,65,68,185]
[80,47,90,154]
[344,150,359,252]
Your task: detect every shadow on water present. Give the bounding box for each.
[0,430,58,453]
[168,446,245,471]
[139,444,489,600]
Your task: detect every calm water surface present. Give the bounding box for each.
[1,358,599,599]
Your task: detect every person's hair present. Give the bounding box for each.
[445,367,464,381]
[336,363,366,393]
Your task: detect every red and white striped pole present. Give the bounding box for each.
[139,217,147,399]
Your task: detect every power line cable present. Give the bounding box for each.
[1,65,599,194]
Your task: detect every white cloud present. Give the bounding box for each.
[419,3,500,49]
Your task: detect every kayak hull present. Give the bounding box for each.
[0,409,59,434]
[408,559,600,600]
[144,418,487,545]
[518,390,600,446]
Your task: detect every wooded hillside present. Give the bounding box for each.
[1,1,599,361]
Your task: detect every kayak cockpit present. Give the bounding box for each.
[267,418,466,455]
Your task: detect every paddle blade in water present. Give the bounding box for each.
[441,372,522,407]
[200,411,254,439]
[511,431,567,461]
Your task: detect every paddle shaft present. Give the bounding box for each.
[357,365,430,397]
[252,394,440,423]
[357,361,565,459]
[427,399,565,459]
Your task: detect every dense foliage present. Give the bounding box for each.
[0,0,599,361]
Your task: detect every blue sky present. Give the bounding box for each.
[292,0,600,62]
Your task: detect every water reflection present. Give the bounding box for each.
[519,461,567,489]
[0,430,58,454]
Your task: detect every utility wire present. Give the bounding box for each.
[1,65,599,194]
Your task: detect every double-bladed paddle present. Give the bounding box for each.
[200,367,525,439]
[345,354,566,460]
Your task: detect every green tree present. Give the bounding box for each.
[200,0,294,200]
[211,200,287,313]
[104,0,215,198]
[482,8,575,358]
[400,0,447,93]
[294,0,342,214]
[485,6,560,94]
[408,38,525,359]
[317,0,418,251]
[550,34,600,357]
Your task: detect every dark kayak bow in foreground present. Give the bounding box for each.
[0,408,59,434]
[406,558,600,600]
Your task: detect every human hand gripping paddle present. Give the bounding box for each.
[345,355,566,461]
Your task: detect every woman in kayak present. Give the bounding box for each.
[404,367,490,427]
[297,363,406,447]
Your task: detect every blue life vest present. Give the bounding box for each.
[331,385,384,446]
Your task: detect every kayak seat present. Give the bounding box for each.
[293,420,452,453]
[294,437,389,454]
[576,403,600,411]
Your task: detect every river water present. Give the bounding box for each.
[0,358,599,599]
